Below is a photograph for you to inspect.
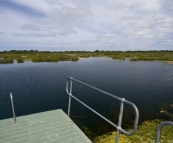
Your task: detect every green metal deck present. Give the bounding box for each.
[0,109,92,143]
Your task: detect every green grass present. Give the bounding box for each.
[87,104,173,143]
[0,58,13,64]
[93,119,173,143]
[0,50,173,64]
[16,58,24,63]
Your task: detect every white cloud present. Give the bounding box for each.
[21,23,42,31]
[0,0,173,51]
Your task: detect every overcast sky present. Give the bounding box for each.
[0,0,173,51]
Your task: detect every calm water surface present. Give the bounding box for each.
[0,57,173,134]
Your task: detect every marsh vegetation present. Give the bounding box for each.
[91,104,173,142]
[0,50,173,64]
[93,119,173,143]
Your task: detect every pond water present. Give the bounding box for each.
[0,57,173,135]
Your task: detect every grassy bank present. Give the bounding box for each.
[0,50,173,64]
[88,104,173,142]
[93,119,173,143]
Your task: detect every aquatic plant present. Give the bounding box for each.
[16,58,24,63]
[0,58,13,64]
[93,119,173,143]
[0,50,173,64]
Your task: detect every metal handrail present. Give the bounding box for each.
[155,121,173,143]
[66,77,139,143]
[10,93,17,125]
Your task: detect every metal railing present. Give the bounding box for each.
[10,93,17,125]
[155,121,173,143]
[8,78,173,142]
[66,77,139,143]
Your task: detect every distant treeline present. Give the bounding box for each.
[0,50,173,64]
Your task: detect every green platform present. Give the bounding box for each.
[0,109,92,143]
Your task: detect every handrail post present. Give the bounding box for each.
[10,93,17,125]
[66,77,139,142]
[155,121,173,143]
[115,99,125,143]
[67,78,73,117]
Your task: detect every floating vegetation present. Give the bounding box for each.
[159,104,173,120]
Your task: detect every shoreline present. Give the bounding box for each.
[78,57,87,60]
[166,61,173,64]
[0,56,173,64]
[153,60,173,64]
[93,119,173,143]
